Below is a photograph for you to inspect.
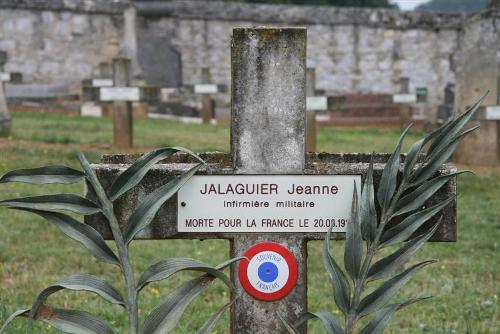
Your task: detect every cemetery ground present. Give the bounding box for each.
[0,111,498,333]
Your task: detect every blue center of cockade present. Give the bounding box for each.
[258,262,279,282]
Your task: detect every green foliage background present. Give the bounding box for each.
[416,0,486,12]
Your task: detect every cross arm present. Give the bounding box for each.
[84,152,457,242]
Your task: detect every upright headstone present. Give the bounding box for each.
[0,51,11,136]
[455,5,500,165]
[393,77,415,128]
[437,84,455,123]
[112,58,134,149]
[231,27,307,333]
[197,67,216,124]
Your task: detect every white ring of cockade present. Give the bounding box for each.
[246,250,290,293]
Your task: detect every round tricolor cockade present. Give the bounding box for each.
[238,242,298,301]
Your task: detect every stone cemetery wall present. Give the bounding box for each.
[138,0,464,112]
[0,0,468,114]
[0,0,125,87]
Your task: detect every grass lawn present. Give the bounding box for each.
[0,112,498,333]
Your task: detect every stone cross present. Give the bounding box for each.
[0,51,22,137]
[305,68,328,152]
[84,57,159,148]
[393,77,416,128]
[86,28,458,333]
[0,77,11,137]
[81,62,114,117]
[111,58,134,149]
[437,84,455,123]
[195,67,217,124]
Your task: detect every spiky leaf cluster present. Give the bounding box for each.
[0,147,241,334]
[283,95,485,334]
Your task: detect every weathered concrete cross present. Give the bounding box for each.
[86,28,457,333]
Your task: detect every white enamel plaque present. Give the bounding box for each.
[178,175,361,233]
[0,72,11,82]
[393,94,417,104]
[92,78,113,87]
[306,96,328,111]
[100,87,141,101]
[194,84,218,94]
[485,106,500,120]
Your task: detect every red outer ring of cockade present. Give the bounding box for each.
[238,241,298,302]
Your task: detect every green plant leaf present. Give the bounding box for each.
[323,226,351,315]
[279,313,301,334]
[359,297,431,334]
[381,199,452,247]
[124,163,203,244]
[411,126,478,184]
[361,156,377,243]
[368,221,441,280]
[293,311,345,334]
[0,166,84,184]
[137,257,243,292]
[393,172,466,217]
[108,147,204,201]
[0,194,100,215]
[0,308,30,334]
[357,261,435,317]
[141,275,220,334]
[426,93,486,159]
[3,305,115,334]
[28,274,125,324]
[403,138,424,177]
[377,125,410,210]
[197,298,236,334]
[140,258,234,334]
[45,306,115,334]
[13,208,119,265]
[345,182,363,281]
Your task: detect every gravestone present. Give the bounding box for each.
[86,28,459,333]
[0,77,11,137]
[393,77,416,128]
[81,62,113,117]
[305,68,328,152]
[0,50,10,136]
[85,57,159,149]
[454,4,500,165]
[111,58,134,149]
[437,84,455,123]
[0,51,22,137]
[196,67,217,124]
[136,31,182,88]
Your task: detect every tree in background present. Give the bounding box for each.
[416,0,486,12]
